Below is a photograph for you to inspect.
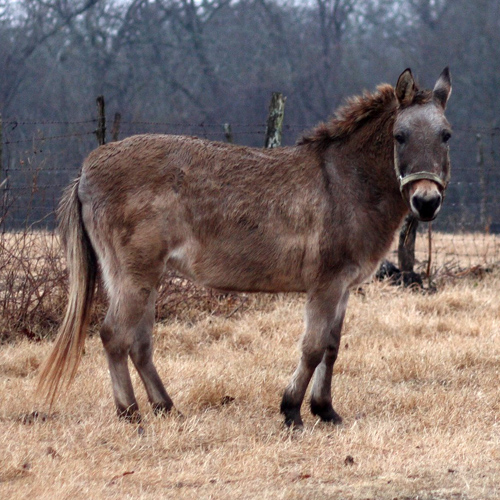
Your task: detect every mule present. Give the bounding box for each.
[38,68,452,427]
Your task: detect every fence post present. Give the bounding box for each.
[95,95,106,146]
[111,112,121,142]
[476,133,486,229]
[398,214,418,278]
[223,123,233,144]
[0,114,7,233]
[0,113,3,180]
[264,92,286,148]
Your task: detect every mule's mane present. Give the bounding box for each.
[298,83,433,147]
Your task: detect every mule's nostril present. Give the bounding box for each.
[411,193,442,221]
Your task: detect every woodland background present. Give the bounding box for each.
[0,0,499,230]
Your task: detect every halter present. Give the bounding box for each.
[394,146,449,194]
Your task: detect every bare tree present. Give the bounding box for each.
[0,0,99,111]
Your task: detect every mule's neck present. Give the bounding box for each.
[335,109,409,232]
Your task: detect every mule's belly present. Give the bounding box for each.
[164,225,387,294]
[166,234,311,293]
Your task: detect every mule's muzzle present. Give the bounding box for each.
[410,190,442,221]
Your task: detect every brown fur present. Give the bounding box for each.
[298,84,433,148]
[38,68,452,426]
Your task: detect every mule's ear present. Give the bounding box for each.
[395,68,416,105]
[433,66,452,109]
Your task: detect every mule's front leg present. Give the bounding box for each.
[309,290,349,424]
[280,349,323,428]
[280,287,347,428]
[309,348,343,424]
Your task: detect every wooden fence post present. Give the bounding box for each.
[0,113,7,233]
[0,113,3,180]
[223,123,233,144]
[476,133,486,229]
[264,92,286,148]
[95,95,106,146]
[111,112,121,142]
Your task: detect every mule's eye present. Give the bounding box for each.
[442,130,452,143]
[394,133,406,145]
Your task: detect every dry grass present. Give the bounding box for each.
[1,265,499,499]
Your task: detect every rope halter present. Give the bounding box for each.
[394,145,450,194]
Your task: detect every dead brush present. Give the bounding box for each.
[0,217,250,344]
[0,230,250,343]
[156,272,250,323]
[0,229,69,342]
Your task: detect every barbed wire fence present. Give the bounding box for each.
[0,96,499,274]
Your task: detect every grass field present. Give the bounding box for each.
[1,253,499,499]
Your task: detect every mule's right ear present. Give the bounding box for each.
[395,68,416,106]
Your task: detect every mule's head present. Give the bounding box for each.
[393,67,452,222]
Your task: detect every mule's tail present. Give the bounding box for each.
[38,177,98,407]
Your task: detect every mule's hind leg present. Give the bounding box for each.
[100,303,140,422]
[280,285,347,428]
[100,284,168,422]
[128,289,174,415]
[309,291,349,424]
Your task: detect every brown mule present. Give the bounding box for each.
[38,68,452,427]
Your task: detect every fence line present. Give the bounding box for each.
[0,97,499,273]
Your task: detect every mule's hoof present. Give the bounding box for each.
[152,403,185,421]
[280,397,304,429]
[117,404,141,424]
[282,411,304,429]
[282,418,304,431]
[151,402,173,416]
[310,401,343,424]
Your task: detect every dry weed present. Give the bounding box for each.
[0,231,67,341]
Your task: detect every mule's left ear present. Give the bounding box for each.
[396,68,416,105]
[433,67,452,109]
